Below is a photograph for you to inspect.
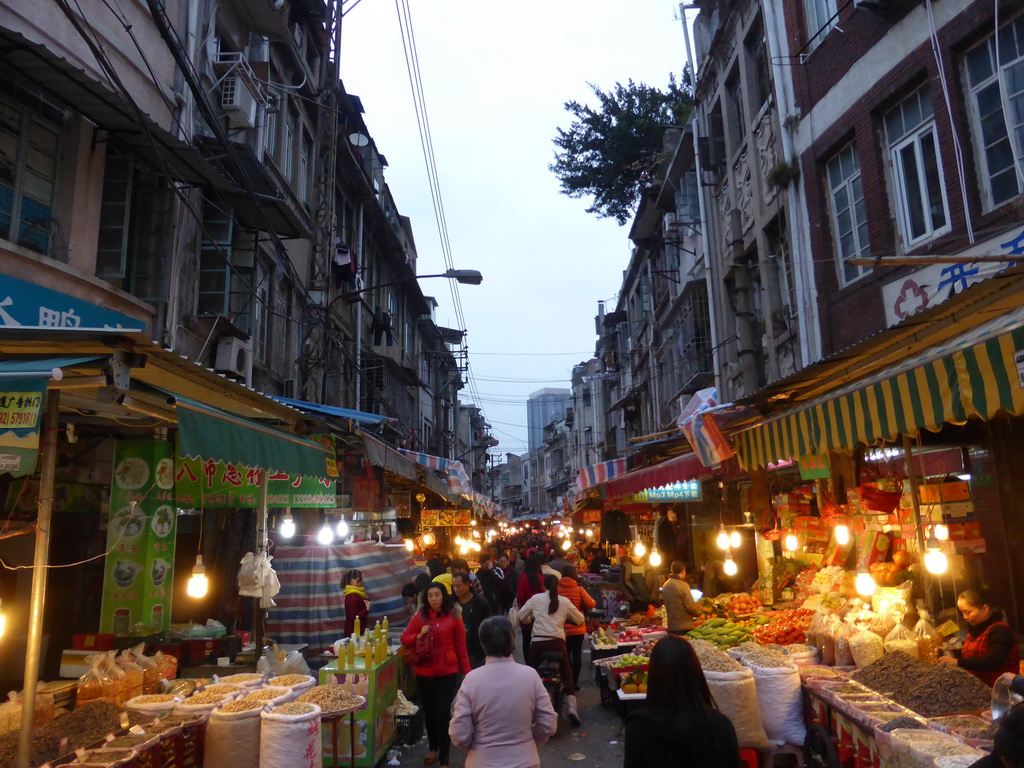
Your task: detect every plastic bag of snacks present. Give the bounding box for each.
[819,615,839,666]
[0,690,55,735]
[868,610,896,640]
[103,649,130,705]
[77,653,118,704]
[884,621,919,658]
[912,614,943,664]
[260,702,322,768]
[116,651,145,702]
[153,650,179,681]
[850,629,886,668]
[128,643,163,694]
[834,620,856,668]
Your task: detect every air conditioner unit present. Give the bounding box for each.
[283,377,297,399]
[215,337,253,383]
[222,75,258,129]
[248,36,271,63]
[853,0,887,13]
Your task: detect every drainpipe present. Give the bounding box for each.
[680,4,723,395]
[354,201,364,410]
[730,210,760,395]
[762,0,821,366]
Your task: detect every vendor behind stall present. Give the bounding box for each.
[940,586,1020,686]
[621,550,662,613]
[343,569,370,638]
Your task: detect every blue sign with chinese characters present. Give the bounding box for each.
[628,480,703,503]
[0,273,146,331]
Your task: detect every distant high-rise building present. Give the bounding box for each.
[526,388,571,452]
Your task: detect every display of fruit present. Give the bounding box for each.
[620,670,648,694]
[616,628,644,643]
[592,628,618,648]
[752,608,814,646]
[686,618,755,649]
[613,653,649,668]
[724,592,763,615]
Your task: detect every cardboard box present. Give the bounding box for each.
[963,521,981,538]
[940,481,971,502]
[822,536,854,567]
[944,502,973,518]
[919,484,941,504]
[59,649,94,679]
[857,531,891,568]
[72,633,115,652]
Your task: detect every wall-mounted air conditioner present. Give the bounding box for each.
[283,377,297,399]
[215,337,253,384]
[222,75,258,129]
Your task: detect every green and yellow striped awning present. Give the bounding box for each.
[736,321,1024,470]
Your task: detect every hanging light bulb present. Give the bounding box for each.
[717,525,730,550]
[561,538,572,551]
[585,528,594,539]
[279,512,296,539]
[855,567,877,597]
[924,531,948,574]
[633,540,647,558]
[933,523,949,542]
[455,535,464,546]
[835,524,850,546]
[404,539,414,552]
[648,548,662,568]
[0,598,5,639]
[317,521,334,546]
[785,534,799,552]
[723,555,738,576]
[730,531,742,549]
[186,555,208,598]
[471,530,481,539]
[458,543,470,555]
[471,518,478,526]
[421,531,436,547]
[335,517,349,538]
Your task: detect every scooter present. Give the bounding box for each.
[536,650,565,717]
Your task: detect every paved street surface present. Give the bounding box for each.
[388,645,627,768]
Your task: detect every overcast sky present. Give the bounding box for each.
[339,1,688,458]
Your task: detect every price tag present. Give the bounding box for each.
[75,748,89,761]
[130,724,147,735]
[119,712,130,729]
[58,737,68,753]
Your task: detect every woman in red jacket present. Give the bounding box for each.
[558,565,597,693]
[401,583,470,768]
[516,553,547,656]
[342,569,369,638]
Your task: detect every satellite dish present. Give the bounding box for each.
[349,133,369,147]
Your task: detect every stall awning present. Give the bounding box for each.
[605,452,715,497]
[359,431,451,499]
[736,308,1024,470]
[270,396,392,425]
[175,397,334,479]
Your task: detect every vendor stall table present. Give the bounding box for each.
[318,651,401,767]
[320,695,367,768]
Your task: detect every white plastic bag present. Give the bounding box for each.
[750,663,805,746]
[259,703,322,768]
[703,667,770,751]
[238,552,261,597]
[850,629,886,668]
[206,705,262,768]
[275,652,311,678]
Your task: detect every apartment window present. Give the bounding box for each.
[253,261,270,363]
[746,22,772,109]
[726,74,745,154]
[283,107,296,182]
[884,87,950,247]
[299,130,312,202]
[827,143,871,285]
[264,105,278,160]
[582,388,592,408]
[0,98,60,256]
[964,16,1024,209]
[805,0,838,50]
[274,281,290,373]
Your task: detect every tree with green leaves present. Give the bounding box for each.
[550,76,692,225]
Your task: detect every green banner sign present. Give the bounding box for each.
[0,378,46,476]
[174,455,336,508]
[798,454,832,480]
[625,480,703,503]
[101,440,176,634]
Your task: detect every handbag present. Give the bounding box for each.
[508,599,520,628]
[405,625,434,665]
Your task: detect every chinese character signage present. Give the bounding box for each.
[101,440,176,634]
[0,273,146,331]
[174,455,336,507]
[420,509,473,526]
[0,378,46,476]
[623,481,703,503]
[798,454,832,480]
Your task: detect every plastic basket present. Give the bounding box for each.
[395,708,424,746]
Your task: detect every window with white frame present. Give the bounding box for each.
[264,104,278,160]
[826,143,871,285]
[283,107,296,182]
[884,87,950,247]
[964,16,1024,210]
[804,0,838,50]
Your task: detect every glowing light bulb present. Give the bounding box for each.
[785,534,799,552]
[336,518,349,538]
[716,526,730,550]
[471,530,481,539]
[933,524,949,542]
[487,529,496,538]
[561,538,572,551]
[0,599,5,638]
[471,519,478,526]
[279,513,296,538]
[421,531,435,547]
[633,541,646,557]
[730,531,741,548]
[835,524,850,546]
[186,556,208,598]
[924,548,948,575]
[855,569,877,597]
[723,557,738,576]
[455,536,464,546]
[458,544,469,555]
[404,539,414,552]
[649,549,662,568]
[317,523,334,546]
[585,529,594,539]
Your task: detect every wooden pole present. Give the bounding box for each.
[902,435,935,615]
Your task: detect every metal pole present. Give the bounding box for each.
[902,434,935,614]
[254,471,270,648]
[17,388,60,768]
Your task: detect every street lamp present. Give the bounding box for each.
[341,269,483,300]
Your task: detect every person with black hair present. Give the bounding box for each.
[342,569,369,638]
[400,583,470,768]
[969,701,1024,767]
[516,553,547,656]
[662,560,701,636]
[453,571,492,669]
[449,616,557,768]
[624,635,741,768]
[519,573,585,726]
[940,585,1021,686]
[558,564,596,691]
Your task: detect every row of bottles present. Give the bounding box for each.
[343,616,390,667]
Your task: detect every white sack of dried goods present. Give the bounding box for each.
[850,629,886,669]
[703,667,770,751]
[205,704,263,768]
[259,702,322,768]
[750,663,806,746]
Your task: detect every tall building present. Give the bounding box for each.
[526,388,571,451]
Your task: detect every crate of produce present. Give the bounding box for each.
[394,707,424,746]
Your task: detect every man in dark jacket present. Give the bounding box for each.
[662,560,701,635]
[453,571,493,668]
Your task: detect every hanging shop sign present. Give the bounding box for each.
[622,480,703,503]
[174,455,336,508]
[101,439,176,635]
[0,378,46,476]
[420,509,473,526]
[798,454,832,480]
[0,273,147,331]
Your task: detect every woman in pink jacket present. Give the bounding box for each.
[401,583,471,768]
[449,616,557,768]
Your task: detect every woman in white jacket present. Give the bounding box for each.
[518,573,585,726]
